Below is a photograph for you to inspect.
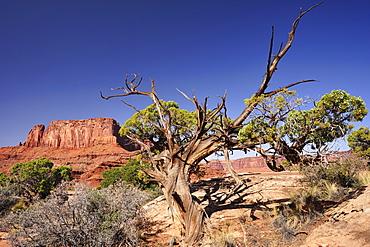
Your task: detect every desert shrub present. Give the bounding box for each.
[356,170,370,185]
[0,172,12,186]
[273,155,369,241]
[10,158,73,200]
[0,184,20,216]
[300,155,368,189]
[101,158,158,191]
[204,222,238,247]
[272,186,323,241]
[0,173,21,216]
[2,182,150,247]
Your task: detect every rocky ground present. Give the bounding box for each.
[143,172,370,247]
[144,171,303,246]
[300,184,370,247]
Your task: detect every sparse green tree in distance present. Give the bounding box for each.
[348,127,370,158]
[0,172,11,186]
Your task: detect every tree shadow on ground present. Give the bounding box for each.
[190,174,290,220]
[191,174,369,221]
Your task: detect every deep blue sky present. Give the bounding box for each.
[1,1,369,153]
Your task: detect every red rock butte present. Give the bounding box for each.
[24,117,135,150]
[0,118,141,186]
[0,117,272,186]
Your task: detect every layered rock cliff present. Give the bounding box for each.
[25,124,45,147]
[0,145,139,186]
[0,118,141,186]
[24,117,136,150]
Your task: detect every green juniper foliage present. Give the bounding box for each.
[120,100,197,153]
[348,127,370,158]
[238,90,367,168]
[10,158,73,199]
[101,158,157,190]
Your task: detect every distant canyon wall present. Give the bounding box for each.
[24,117,136,150]
[203,156,274,173]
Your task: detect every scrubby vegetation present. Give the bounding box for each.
[0,158,73,215]
[0,184,20,216]
[1,182,150,247]
[0,157,156,247]
[101,158,158,192]
[9,158,73,200]
[348,127,370,158]
[271,153,370,242]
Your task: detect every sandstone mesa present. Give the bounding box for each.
[0,117,270,186]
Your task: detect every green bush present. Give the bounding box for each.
[0,172,11,186]
[101,158,158,191]
[348,127,370,158]
[10,158,73,200]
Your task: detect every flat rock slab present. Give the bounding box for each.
[300,184,370,247]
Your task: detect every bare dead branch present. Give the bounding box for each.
[233,2,323,128]
[265,79,318,96]
[177,89,195,103]
[263,1,323,88]
[119,99,166,133]
[100,74,151,99]
[267,26,274,74]
[111,74,143,92]
[223,147,242,184]
[207,93,227,121]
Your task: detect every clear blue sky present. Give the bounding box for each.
[1,0,369,151]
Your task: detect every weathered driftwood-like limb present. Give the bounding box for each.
[223,147,242,184]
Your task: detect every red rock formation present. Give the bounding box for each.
[204,156,273,173]
[0,145,140,187]
[25,124,45,147]
[24,117,135,150]
[0,117,278,186]
[0,117,142,186]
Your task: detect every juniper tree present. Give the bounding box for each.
[101,3,323,245]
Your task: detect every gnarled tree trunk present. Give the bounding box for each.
[101,3,323,245]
